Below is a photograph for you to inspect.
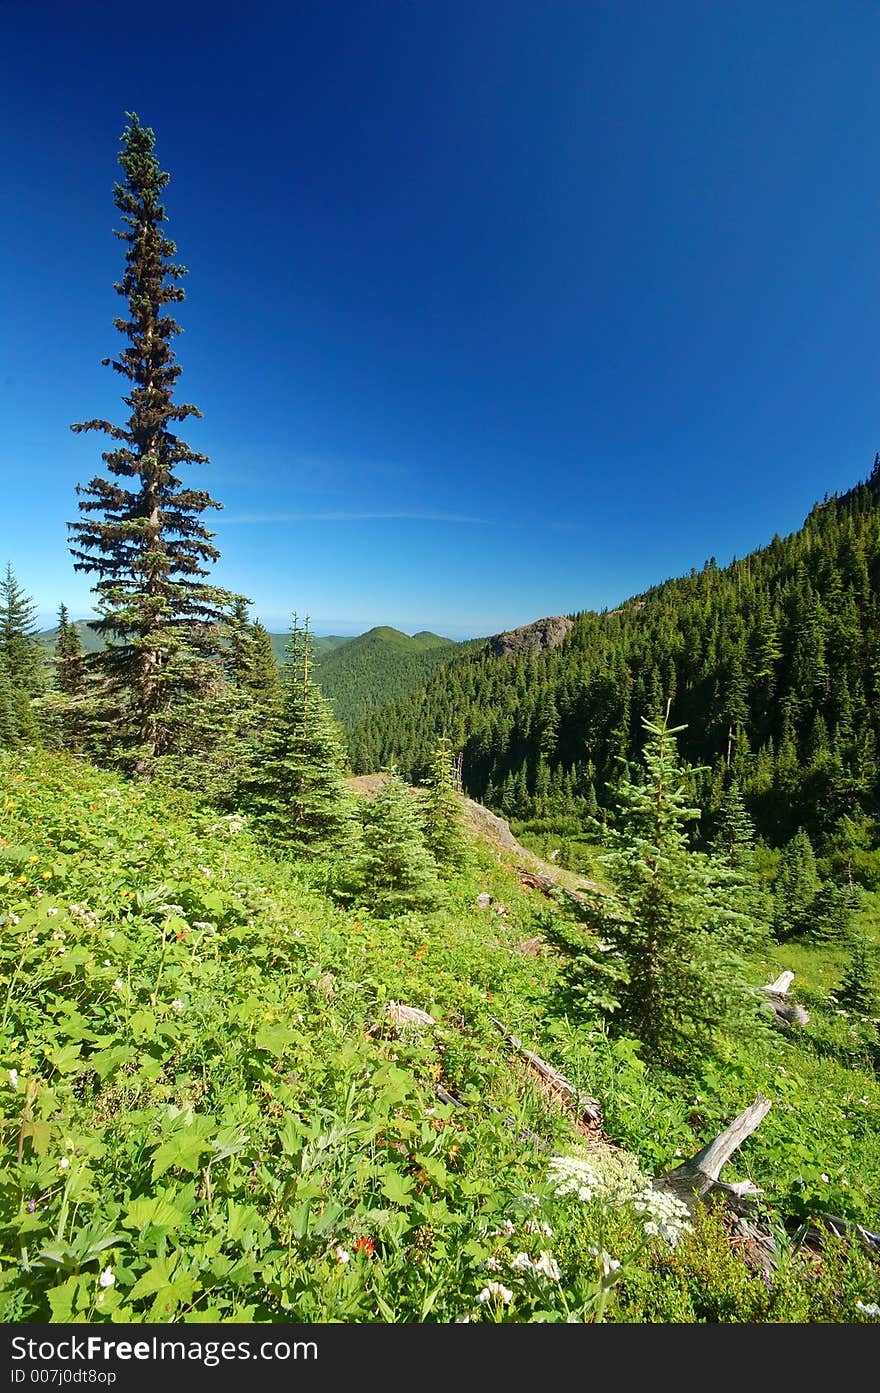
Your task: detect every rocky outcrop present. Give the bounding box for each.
[489,615,573,659]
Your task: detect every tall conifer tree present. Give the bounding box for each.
[0,563,42,694]
[69,114,236,765]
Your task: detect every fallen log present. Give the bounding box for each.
[490,1017,603,1127]
[516,867,596,911]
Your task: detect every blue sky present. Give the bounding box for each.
[2,1,879,638]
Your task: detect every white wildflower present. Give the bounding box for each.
[855,1300,880,1318]
[599,1250,621,1278]
[3,913,20,926]
[820,1173,830,1183]
[632,1186,693,1249]
[534,1251,561,1281]
[510,1252,533,1272]
[477,1283,512,1306]
[58,1157,69,1170]
[500,1219,516,1235]
[104,959,111,966]
[9,1069,18,1090]
[170,998,184,1014]
[113,979,125,992]
[548,1154,604,1202]
[98,1267,115,1289]
[198,866,213,878]
[525,1220,553,1237]
[485,1256,502,1272]
[335,1246,350,1264]
[47,907,58,917]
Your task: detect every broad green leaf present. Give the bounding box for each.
[21,1120,53,1156]
[379,1166,414,1206]
[127,1255,179,1302]
[48,1043,82,1073]
[46,1277,79,1321]
[151,1131,212,1180]
[129,1009,157,1043]
[254,1022,297,1057]
[123,1196,187,1231]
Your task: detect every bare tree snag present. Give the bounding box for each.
[656,1096,772,1202]
[761,971,810,1028]
[655,1096,777,1273]
[490,1018,603,1127]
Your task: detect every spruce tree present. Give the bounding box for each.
[69,113,237,766]
[600,712,761,1066]
[243,615,352,851]
[353,772,442,915]
[0,670,18,748]
[421,738,469,868]
[54,604,84,696]
[710,782,771,929]
[773,829,819,937]
[227,599,282,718]
[0,563,43,694]
[836,931,877,1014]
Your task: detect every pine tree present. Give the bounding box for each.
[600,711,761,1066]
[69,114,237,766]
[422,739,469,868]
[242,615,352,852]
[0,563,43,694]
[54,604,84,696]
[353,772,442,915]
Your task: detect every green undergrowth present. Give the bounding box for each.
[1,751,878,1323]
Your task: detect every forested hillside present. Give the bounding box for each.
[36,624,463,731]
[312,627,462,726]
[349,466,880,848]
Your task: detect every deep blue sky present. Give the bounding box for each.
[2,1,879,638]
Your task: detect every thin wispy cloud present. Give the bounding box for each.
[222,510,485,524]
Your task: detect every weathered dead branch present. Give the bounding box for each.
[656,1096,772,1201]
[490,1017,603,1127]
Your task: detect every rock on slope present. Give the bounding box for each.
[489,615,574,658]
